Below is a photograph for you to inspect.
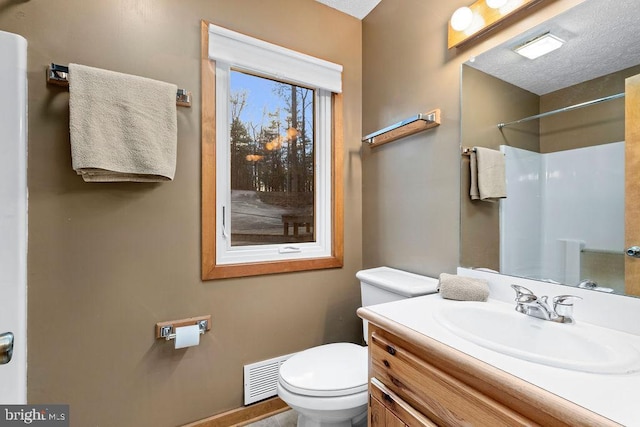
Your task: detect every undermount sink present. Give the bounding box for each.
[434,302,640,374]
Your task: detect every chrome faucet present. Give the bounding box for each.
[511,285,582,324]
[578,279,614,293]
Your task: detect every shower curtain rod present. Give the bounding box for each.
[497,92,625,129]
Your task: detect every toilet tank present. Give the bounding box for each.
[356,267,439,342]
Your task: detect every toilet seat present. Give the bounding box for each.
[279,343,368,397]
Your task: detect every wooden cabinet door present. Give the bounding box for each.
[370,394,406,427]
[626,73,640,295]
[369,378,436,427]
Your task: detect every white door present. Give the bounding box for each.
[0,30,28,404]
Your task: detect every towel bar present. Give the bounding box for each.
[46,63,192,107]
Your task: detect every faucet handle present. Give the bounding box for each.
[552,295,582,305]
[510,284,537,303]
[578,280,597,289]
[552,295,582,323]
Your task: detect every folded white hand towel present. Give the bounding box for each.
[470,147,506,202]
[69,63,178,182]
[438,273,489,302]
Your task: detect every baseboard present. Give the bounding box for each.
[181,397,289,427]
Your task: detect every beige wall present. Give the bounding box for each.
[540,64,640,152]
[362,0,585,278]
[460,66,539,271]
[0,1,362,425]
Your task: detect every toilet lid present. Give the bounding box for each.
[279,343,368,397]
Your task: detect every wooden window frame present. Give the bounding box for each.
[200,21,344,280]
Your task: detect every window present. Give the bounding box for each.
[227,70,317,248]
[201,22,344,279]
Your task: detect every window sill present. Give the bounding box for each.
[202,255,343,280]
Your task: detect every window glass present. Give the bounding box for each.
[229,70,316,246]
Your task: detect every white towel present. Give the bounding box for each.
[437,273,489,302]
[470,147,506,202]
[69,63,178,182]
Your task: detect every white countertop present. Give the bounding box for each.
[365,294,640,426]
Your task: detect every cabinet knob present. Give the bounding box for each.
[386,345,396,355]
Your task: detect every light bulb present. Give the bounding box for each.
[486,0,508,9]
[451,7,473,32]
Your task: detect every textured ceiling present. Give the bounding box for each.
[467,0,640,95]
[315,0,382,19]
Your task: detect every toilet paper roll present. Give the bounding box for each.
[174,324,200,349]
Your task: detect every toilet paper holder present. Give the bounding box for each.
[155,315,211,341]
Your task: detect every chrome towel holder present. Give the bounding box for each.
[46,63,192,107]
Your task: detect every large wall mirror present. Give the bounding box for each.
[460,0,640,297]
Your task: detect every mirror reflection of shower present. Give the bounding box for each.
[500,143,624,293]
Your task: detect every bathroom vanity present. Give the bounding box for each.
[357,289,640,426]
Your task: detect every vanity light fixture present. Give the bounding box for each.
[486,0,508,9]
[451,6,474,31]
[514,33,564,59]
[448,0,547,49]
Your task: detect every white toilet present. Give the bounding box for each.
[277,267,439,427]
